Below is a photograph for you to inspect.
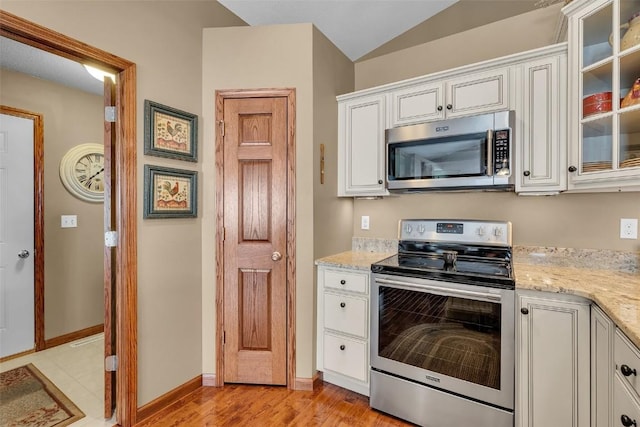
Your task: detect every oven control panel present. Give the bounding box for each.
[399,219,511,246]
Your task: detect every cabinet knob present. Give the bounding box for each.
[523,170,530,177]
[378,179,383,185]
[339,344,346,351]
[621,415,637,427]
[521,307,529,315]
[437,105,443,111]
[621,364,637,377]
[446,104,453,110]
[340,279,346,285]
[568,166,577,173]
[340,302,346,308]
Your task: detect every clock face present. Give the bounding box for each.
[74,152,105,193]
[59,143,105,202]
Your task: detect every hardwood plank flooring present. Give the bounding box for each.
[135,381,413,426]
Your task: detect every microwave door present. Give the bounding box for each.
[388,132,488,182]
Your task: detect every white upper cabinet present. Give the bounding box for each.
[515,45,568,194]
[337,93,388,197]
[389,67,510,127]
[445,68,511,118]
[390,82,443,126]
[563,0,640,191]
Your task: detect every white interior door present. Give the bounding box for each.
[0,113,35,358]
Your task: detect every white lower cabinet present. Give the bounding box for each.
[316,266,370,396]
[516,291,590,427]
[592,304,615,427]
[614,328,640,427]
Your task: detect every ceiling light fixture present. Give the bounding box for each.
[83,64,116,83]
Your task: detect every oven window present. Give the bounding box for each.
[377,286,501,389]
[388,132,488,180]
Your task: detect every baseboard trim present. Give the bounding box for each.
[136,375,202,423]
[202,373,217,387]
[294,371,322,391]
[0,348,35,363]
[44,324,104,349]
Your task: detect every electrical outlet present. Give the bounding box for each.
[61,215,77,228]
[620,218,638,239]
[361,215,370,230]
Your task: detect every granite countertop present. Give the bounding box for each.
[316,250,640,349]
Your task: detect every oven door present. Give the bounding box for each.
[371,273,515,410]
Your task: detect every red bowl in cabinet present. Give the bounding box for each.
[583,92,612,117]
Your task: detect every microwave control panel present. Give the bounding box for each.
[493,129,510,174]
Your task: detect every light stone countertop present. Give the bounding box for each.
[315,251,640,349]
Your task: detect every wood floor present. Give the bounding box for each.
[135,381,413,426]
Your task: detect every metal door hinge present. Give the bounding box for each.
[222,227,226,241]
[105,106,116,123]
[105,231,118,247]
[105,355,118,372]
[223,331,226,344]
[219,120,225,137]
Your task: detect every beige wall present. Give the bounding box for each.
[352,4,640,252]
[312,27,355,370]
[202,23,318,379]
[1,0,246,406]
[0,68,104,339]
[354,3,564,90]
[312,27,355,259]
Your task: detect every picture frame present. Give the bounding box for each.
[144,100,198,162]
[143,165,197,219]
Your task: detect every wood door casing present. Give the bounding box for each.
[0,10,138,426]
[215,89,296,388]
[223,97,287,385]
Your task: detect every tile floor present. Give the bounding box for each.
[0,333,114,426]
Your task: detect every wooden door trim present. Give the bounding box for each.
[0,105,44,351]
[215,88,296,388]
[0,10,138,427]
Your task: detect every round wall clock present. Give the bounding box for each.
[59,143,105,203]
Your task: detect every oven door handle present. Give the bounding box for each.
[374,277,503,302]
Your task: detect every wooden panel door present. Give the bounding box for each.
[223,96,287,385]
[103,78,116,418]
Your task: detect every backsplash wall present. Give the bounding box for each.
[353,191,640,251]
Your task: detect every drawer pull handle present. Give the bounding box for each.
[520,308,529,315]
[339,345,345,351]
[621,364,637,377]
[340,302,346,308]
[340,279,346,285]
[621,415,637,427]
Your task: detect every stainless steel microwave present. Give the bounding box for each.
[386,111,515,192]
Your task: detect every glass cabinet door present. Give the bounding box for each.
[580,3,614,173]
[618,0,640,170]
[576,0,640,177]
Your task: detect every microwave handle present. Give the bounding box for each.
[486,129,494,176]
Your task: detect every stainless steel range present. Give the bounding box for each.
[370,219,515,427]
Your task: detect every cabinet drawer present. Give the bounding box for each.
[615,329,640,398]
[324,292,367,338]
[323,332,367,382]
[324,269,369,294]
[614,375,640,427]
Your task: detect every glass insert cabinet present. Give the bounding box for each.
[564,0,640,190]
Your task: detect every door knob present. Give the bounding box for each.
[271,251,282,261]
[18,250,30,259]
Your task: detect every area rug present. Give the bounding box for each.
[0,363,85,427]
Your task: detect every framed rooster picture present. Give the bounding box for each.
[144,100,197,162]
[143,165,197,218]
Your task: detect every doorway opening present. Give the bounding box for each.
[0,10,138,427]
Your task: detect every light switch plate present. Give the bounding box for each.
[61,215,77,228]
